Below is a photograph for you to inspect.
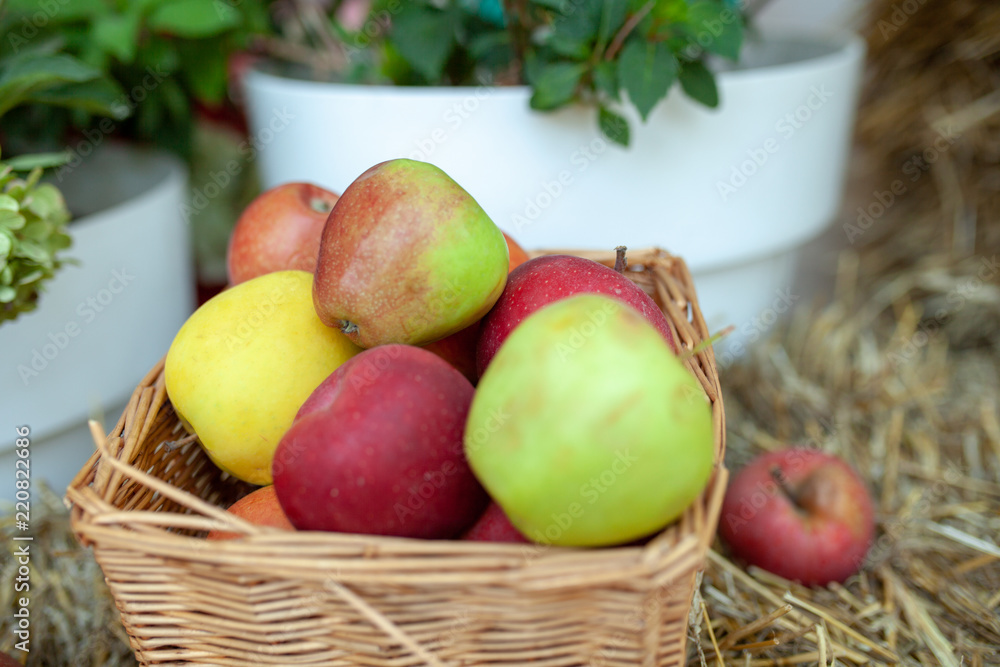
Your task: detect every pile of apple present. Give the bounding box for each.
[166,159,716,548]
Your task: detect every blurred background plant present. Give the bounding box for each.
[255,0,747,145]
[0,0,747,296]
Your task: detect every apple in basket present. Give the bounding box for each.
[421,230,531,383]
[272,345,489,538]
[227,182,340,284]
[311,158,509,348]
[465,294,714,547]
[476,253,677,377]
[718,448,875,586]
[164,271,361,486]
[207,485,295,541]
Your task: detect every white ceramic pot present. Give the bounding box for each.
[243,31,865,356]
[0,143,193,502]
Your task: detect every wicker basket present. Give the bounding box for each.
[67,247,727,666]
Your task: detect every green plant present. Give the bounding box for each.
[0,148,73,323]
[0,0,269,158]
[261,0,745,145]
[0,0,136,324]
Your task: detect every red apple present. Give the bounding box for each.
[476,254,677,376]
[719,448,875,586]
[226,182,340,284]
[461,502,530,543]
[272,345,489,538]
[207,485,295,540]
[421,320,481,384]
[312,159,508,348]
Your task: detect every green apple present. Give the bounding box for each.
[313,159,508,348]
[165,270,361,485]
[464,294,714,547]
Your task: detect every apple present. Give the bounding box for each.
[422,232,530,382]
[227,182,340,284]
[461,502,529,543]
[420,321,481,384]
[718,448,875,586]
[312,159,508,348]
[272,344,489,538]
[465,294,714,547]
[165,271,362,485]
[207,485,295,540]
[476,253,676,377]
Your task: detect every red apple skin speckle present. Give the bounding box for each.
[718,448,875,587]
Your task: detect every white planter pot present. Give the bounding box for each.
[0,143,193,502]
[243,31,865,357]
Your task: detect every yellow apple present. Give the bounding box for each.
[165,270,361,485]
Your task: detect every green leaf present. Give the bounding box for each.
[0,195,19,212]
[25,78,129,120]
[0,286,16,303]
[25,184,69,222]
[597,0,628,46]
[618,38,677,121]
[686,1,743,60]
[148,0,242,38]
[592,60,619,100]
[598,106,630,146]
[390,4,459,82]
[1,151,72,172]
[0,231,11,258]
[0,211,25,232]
[92,9,142,63]
[545,0,606,58]
[5,0,108,23]
[530,0,570,11]
[180,46,228,104]
[0,53,102,116]
[17,239,52,264]
[679,60,719,107]
[529,61,586,110]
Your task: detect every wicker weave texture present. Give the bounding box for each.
[67,248,727,666]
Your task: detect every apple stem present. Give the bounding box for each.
[311,198,333,214]
[339,320,359,335]
[614,246,627,274]
[770,465,804,510]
